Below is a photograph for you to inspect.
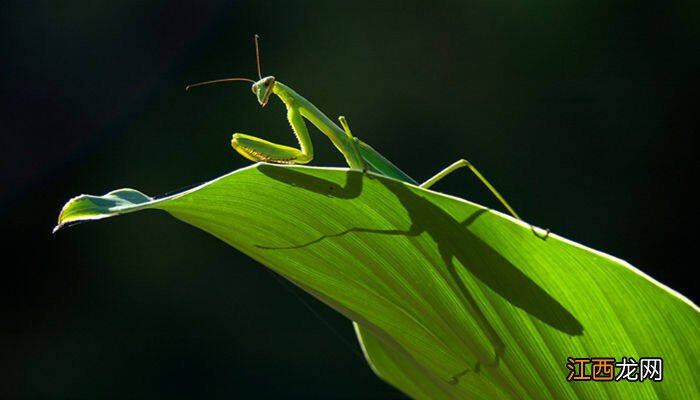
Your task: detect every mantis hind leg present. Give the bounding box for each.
[231,107,314,164]
[422,160,550,239]
[421,159,522,220]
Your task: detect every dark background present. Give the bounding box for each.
[2,1,697,398]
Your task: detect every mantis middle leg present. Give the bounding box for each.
[338,116,366,170]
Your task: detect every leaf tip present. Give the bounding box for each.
[52,188,154,233]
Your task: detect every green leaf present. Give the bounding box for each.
[55,164,699,399]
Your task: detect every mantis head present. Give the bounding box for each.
[251,76,276,107]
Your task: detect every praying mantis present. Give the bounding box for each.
[186,36,545,380]
[187,35,522,223]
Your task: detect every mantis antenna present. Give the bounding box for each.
[185,77,256,91]
[185,35,265,91]
[254,34,263,79]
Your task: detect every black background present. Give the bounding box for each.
[2,1,697,398]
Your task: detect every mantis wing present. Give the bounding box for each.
[357,140,418,185]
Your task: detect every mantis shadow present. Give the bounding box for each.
[257,165,583,381]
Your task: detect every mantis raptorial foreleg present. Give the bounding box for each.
[421,159,522,220]
[231,107,313,164]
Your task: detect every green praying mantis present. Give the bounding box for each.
[186,36,551,379]
[187,35,523,223]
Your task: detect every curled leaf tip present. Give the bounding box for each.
[53,188,154,233]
